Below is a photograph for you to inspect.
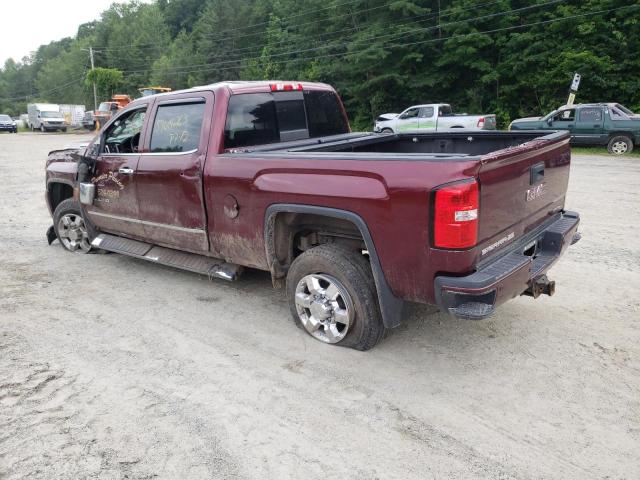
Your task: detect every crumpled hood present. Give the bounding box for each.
[46,146,87,167]
[377,113,399,121]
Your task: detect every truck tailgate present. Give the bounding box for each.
[476,131,571,260]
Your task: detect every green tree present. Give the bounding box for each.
[86,67,124,99]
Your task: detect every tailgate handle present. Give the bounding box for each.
[530,162,545,185]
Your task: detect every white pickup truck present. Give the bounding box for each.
[374,104,496,133]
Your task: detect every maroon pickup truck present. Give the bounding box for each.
[45,81,580,350]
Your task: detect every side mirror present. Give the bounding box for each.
[546,117,553,125]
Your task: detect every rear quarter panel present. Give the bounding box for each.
[204,153,480,303]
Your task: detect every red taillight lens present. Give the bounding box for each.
[477,116,485,128]
[434,180,479,249]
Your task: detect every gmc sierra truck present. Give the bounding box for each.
[45,81,580,351]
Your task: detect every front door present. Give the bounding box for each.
[573,106,605,145]
[135,94,212,253]
[394,107,420,133]
[84,105,150,239]
[548,108,576,135]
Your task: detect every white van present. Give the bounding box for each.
[27,104,67,132]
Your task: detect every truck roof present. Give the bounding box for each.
[557,102,622,109]
[127,81,335,107]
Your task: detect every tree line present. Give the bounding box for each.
[0,0,638,129]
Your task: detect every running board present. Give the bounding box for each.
[91,233,243,281]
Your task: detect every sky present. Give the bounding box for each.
[0,0,131,65]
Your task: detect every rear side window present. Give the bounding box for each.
[579,108,602,122]
[419,107,434,118]
[224,90,348,149]
[304,90,348,137]
[150,101,205,153]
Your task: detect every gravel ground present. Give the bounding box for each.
[1,132,638,479]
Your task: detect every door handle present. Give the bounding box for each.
[593,124,600,128]
[118,167,134,175]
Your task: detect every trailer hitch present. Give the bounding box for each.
[523,274,555,299]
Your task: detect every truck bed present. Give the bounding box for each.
[238,131,555,157]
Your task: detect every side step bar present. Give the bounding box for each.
[92,233,243,281]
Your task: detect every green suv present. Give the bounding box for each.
[509,103,640,155]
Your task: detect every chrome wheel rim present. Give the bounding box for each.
[611,141,628,155]
[295,274,353,344]
[57,213,91,252]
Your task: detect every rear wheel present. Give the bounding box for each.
[607,135,633,155]
[286,244,385,351]
[53,199,92,253]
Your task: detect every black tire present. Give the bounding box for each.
[381,128,394,134]
[61,127,67,133]
[40,125,46,133]
[53,199,92,253]
[607,135,633,155]
[286,244,385,351]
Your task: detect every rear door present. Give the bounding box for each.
[135,92,213,253]
[573,106,605,145]
[84,104,150,239]
[417,106,436,131]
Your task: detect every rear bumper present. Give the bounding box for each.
[434,211,580,320]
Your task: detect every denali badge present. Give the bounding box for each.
[526,183,547,202]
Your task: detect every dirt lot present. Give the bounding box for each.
[1,132,638,479]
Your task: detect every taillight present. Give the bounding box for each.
[477,116,485,128]
[434,180,479,249]
[270,83,303,92]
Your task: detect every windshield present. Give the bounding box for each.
[40,111,61,118]
[0,115,11,121]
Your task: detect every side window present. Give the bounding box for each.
[553,109,575,122]
[579,108,603,122]
[149,101,205,153]
[224,93,278,149]
[419,107,434,118]
[103,107,147,154]
[400,108,419,119]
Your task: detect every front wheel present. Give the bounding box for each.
[40,125,46,133]
[381,128,394,134]
[607,135,633,155]
[53,199,92,253]
[286,244,385,350]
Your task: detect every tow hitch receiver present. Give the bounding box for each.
[523,274,555,299]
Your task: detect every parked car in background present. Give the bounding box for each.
[509,103,640,155]
[374,104,496,133]
[27,103,66,132]
[0,114,17,133]
[44,81,579,351]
